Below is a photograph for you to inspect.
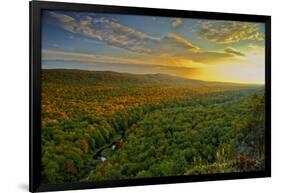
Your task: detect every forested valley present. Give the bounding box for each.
[41,69,265,184]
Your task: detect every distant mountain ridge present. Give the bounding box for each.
[42,69,262,88]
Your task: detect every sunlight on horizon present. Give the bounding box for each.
[42,11,265,84]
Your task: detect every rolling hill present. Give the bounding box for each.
[42,69,262,89]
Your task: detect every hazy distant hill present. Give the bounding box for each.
[42,69,262,89]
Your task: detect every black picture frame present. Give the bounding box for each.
[29,1,271,192]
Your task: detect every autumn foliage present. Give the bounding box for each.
[41,69,265,183]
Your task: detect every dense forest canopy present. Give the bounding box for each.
[41,69,265,184]
[40,10,266,185]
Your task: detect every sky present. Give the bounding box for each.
[42,10,265,84]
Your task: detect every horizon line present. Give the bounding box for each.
[42,68,265,86]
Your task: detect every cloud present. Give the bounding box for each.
[42,49,156,65]
[43,62,198,80]
[224,47,245,56]
[43,46,235,70]
[42,49,199,78]
[48,12,238,66]
[247,43,264,50]
[50,12,199,55]
[161,34,200,52]
[198,21,264,44]
[171,18,183,27]
[50,12,75,23]
[49,12,157,54]
[190,51,234,64]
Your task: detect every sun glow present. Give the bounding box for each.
[189,64,264,84]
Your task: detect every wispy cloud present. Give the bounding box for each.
[50,12,198,56]
[42,49,156,65]
[171,18,183,27]
[48,12,244,67]
[42,49,199,78]
[49,12,157,54]
[161,33,200,52]
[224,47,245,56]
[198,21,264,44]
[189,51,234,64]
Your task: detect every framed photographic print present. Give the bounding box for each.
[30,1,271,192]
